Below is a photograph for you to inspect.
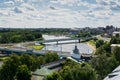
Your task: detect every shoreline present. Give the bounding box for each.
[86,42,96,53]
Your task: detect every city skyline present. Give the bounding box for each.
[0,0,120,28]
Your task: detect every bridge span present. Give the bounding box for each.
[36,37,93,44]
[0,47,70,57]
[36,38,81,44]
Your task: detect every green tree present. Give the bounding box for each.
[90,54,118,80]
[0,54,21,80]
[20,54,41,71]
[60,66,74,80]
[0,33,11,43]
[45,52,59,63]
[113,47,120,63]
[15,65,31,80]
[0,54,45,80]
[10,35,22,43]
[47,60,97,80]
[26,34,35,41]
[110,37,120,44]
[96,40,104,48]
[73,63,97,80]
[47,72,63,80]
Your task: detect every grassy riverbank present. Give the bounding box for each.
[86,40,96,53]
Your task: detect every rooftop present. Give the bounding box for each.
[111,44,120,47]
[113,31,120,34]
[32,67,54,76]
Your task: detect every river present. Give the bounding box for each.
[42,35,93,54]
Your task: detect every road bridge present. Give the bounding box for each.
[36,37,93,45]
[0,47,70,57]
[36,38,81,44]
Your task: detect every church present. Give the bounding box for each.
[71,45,81,60]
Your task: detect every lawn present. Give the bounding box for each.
[0,57,9,61]
[86,40,96,52]
[30,45,44,50]
[87,40,96,48]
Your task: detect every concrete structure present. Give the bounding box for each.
[37,38,81,44]
[0,47,70,57]
[104,65,120,80]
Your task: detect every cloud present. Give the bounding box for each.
[0,0,120,28]
[96,0,120,10]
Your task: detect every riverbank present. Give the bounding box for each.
[86,41,96,54]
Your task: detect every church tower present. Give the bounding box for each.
[71,45,81,60]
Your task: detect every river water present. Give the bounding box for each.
[42,35,93,54]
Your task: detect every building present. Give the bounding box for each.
[113,31,120,37]
[32,59,65,80]
[105,25,116,37]
[111,44,120,53]
[71,45,81,60]
[69,28,80,35]
[32,67,54,80]
[104,65,120,80]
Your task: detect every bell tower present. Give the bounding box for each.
[71,45,81,60]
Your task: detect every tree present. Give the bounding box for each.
[47,60,97,80]
[45,52,59,63]
[110,37,120,44]
[113,47,120,63]
[26,34,35,41]
[60,66,74,80]
[15,65,31,80]
[0,30,43,43]
[95,46,106,55]
[0,33,11,43]
[78,32,91,38]
[73,63,97,80]
[102,43,111,53]
[0,54,21,80]
[20,54,41,71]
[90,54,118,80]
[10,35,22,43]
[47,72,63,80]
[0,54,45,80]
[96,40,104,48]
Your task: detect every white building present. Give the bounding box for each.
[111,44,120,53]
[71,46,81,60]
[113,31,120,37]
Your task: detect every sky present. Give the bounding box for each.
[0,0,120,28]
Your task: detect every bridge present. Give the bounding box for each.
[36,37,93,45]
[0,37,93,57]
[0,47,70,57]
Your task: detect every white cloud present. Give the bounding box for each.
[0,0,120,28]
[96,0,120,10]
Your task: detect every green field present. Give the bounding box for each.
[0,57,9,61]
[86,40,96,52]
[29,45,44,50]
